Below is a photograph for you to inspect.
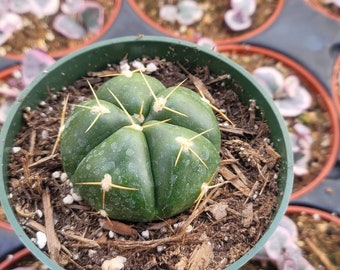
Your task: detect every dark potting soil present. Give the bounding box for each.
[8,57,281,269]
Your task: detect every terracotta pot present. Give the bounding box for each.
[242,205,340,269]
[0,247,32,270]
[286,206,340,268]
[0,36,293,270]
[127,0,284,45]
[217,44,340,201]
[286,205,340,224]
[0,66,20,79]
[4,0,122,61]
[331,54,340,116]
[304,0,340,21]
[0,220,31,270]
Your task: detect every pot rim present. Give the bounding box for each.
[0,35,293,270]
[127,0,285,45]
[4,0,123,61]
[287,205,340,224]
[217,43,340,201]
[303,0,340,22]
[0,66,21,78]
[331,54,340,116]
[0,220,12,231]
[0,220,32,270]
[0,248,31,269]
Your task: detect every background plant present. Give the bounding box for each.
[0,0,105,45]
[252,66,313,177]
[253,215,314,270]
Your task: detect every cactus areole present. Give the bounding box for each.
[60,72,221,222]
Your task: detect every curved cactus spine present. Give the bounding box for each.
[61,71,221,222]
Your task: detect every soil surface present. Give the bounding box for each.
[131,0,280,41]
[1,0,117,57]
[8,57,282,269]
[221,50,332,195]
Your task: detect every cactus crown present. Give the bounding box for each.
[60,69,221,222]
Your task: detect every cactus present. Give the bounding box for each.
[60,71,221,222]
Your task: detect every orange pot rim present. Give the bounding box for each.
[0,65,21,79]
[127,0,285,45]
[304,0,340,22]
[331,54,340,115]
[287,205,340,224]
[0,220,12,231]
[4,0,123,61]
[217,43,340,201]
[0,220,32,269]
[0,248,31,269]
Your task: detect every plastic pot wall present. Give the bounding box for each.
[0,36,294,269]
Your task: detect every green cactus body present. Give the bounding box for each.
[61,72,221,222]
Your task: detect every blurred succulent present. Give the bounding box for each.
[22,49,56,86]
[159,0,204,26]
[224,0,256,31]
[252,66,312,117]
[9,0,60,18]
[252,66,313,176]
[290,123,313,176]
[0,12,23,45]
[196,37,216,50]
[254,215,315,270]
[0,49,55,123]
[0,0,104,45]
[53,0,104,39]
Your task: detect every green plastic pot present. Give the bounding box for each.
[0,36,293,269]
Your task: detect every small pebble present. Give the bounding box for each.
[108,231,115,238]
[99,209,108,217]
[12,70,22,79]
[62,194,74,205]
[41,130,49,139]
[71,190,82,202]
[12,147,21,153]
[88,249,96,258]
[141,230,150,239]
[60,172,68,182]
[72,253,79,260]
[36,209,43,218]
[132,60,145,70]
[146,62,157,72]
[101,256,127,270]
[51,171,61,179]
[36,231,47,249]
[157,245,166,253]
[312,213,320,221]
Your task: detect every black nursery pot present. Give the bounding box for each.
[0,36,293,269]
